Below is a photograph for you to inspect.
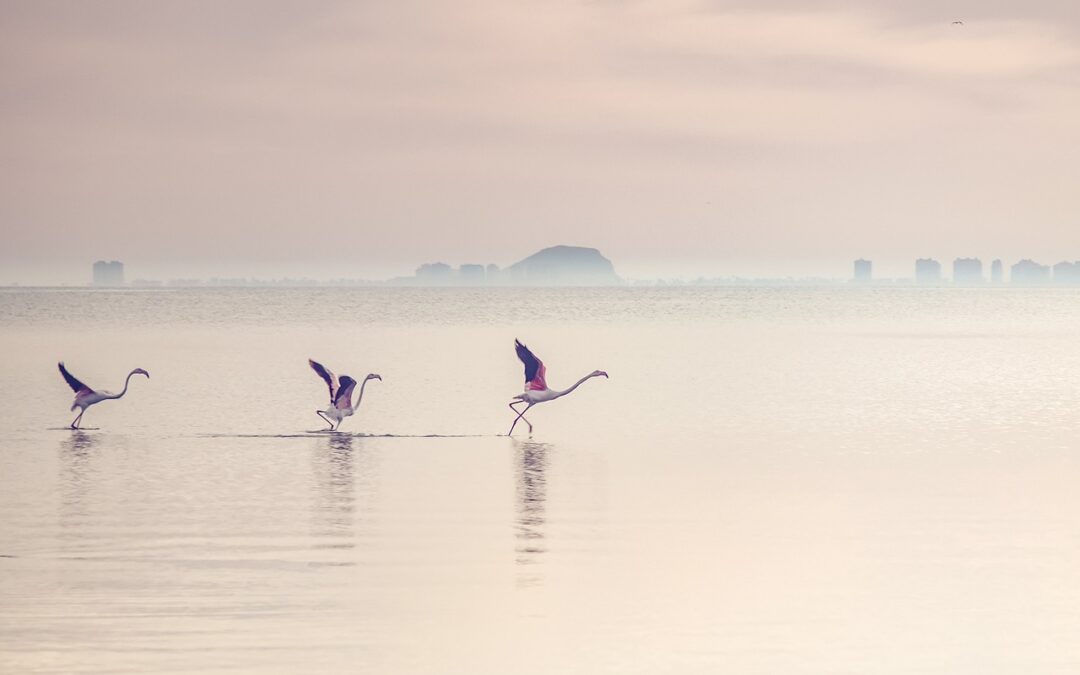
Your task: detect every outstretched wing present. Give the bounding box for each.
[309,358,339,404]
[58,362,94,395]
[514,339,547,391]
[334,376,357,409]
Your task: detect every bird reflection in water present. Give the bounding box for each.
[58,431,100,527]
[311,434,357,543]
[515,440,550,587]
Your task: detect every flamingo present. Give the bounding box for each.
[309,358,382,431]
[507,339,608,436]
[58,362,150,429]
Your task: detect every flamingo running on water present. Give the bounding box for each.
[507,339,608,436]
[309,359,382,431]
[58,362,149,429]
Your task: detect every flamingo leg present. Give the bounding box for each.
[508,403,534,436]
[508,402,522,433]
[316,410,334,430]
[70,409,84,429]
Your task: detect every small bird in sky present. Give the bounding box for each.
[952,20,964,25]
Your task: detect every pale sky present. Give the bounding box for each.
[2,0,1079,283]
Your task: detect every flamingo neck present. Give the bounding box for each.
[106,370,140,400]
[352,378,372,409]
[552,373,598,400]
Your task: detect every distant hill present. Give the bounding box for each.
[506,246,621,286]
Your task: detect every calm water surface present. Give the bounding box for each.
[2,287,1080,673]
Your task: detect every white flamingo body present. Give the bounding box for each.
[321,404,352,426]
[309,358,381,431]
[507,339,607,436]
[318,394,374,427]
[517,388,562,404]
[59,362,149,429]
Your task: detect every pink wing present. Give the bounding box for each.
[515,340,548,391]
[58,362,94,396]
[528,362,547,391]
[309,359,339,404]
[334,376,357,409]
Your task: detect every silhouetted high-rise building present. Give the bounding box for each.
[952,258,983,286]
[990,259,1004,284]
[415,262,453,284]
[92,260,124,286]
[1052,261,1080,286]
[853,259,872,283]
[915,258,941,284]
[459,264,485,285]
[1011,259,1051,285]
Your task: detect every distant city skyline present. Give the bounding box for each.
[12,248,1080,287]
[853,255,1080,285]
[12,247,1080,287]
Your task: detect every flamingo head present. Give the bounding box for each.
[366,373,382,382]
[592,370,609,379]
[133,368,150,378]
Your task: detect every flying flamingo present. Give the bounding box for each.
[309,358,382,431]
[58,362,150,429]
[508,339,608,436]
